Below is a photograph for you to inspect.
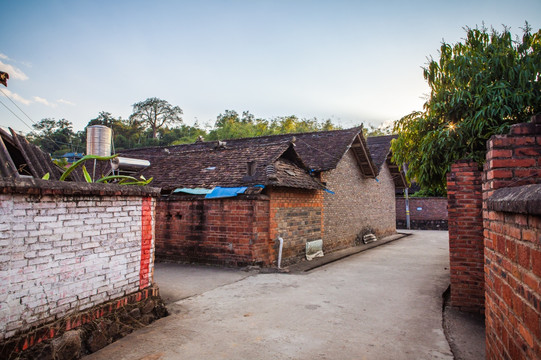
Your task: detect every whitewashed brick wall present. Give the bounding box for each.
[0,186,156,341]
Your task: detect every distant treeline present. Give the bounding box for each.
[28,99,392,157]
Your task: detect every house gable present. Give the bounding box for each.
[366,135,406,189]
[122,141,321,192]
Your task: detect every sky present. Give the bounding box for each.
[1,0,540,134]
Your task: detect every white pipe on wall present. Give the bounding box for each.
[277,237,284,269]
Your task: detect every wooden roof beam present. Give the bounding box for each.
[9,128,42,178]
[354,134,376,178]
[0,135,20,178]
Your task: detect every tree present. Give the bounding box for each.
[207,110,269,140]
[130,98,183,138]
[28,118,79,155]
[87,111,117,128]
[85,111,144,150]
[363,123,394,137]
[206,110,342,140]
[392,24,541,194]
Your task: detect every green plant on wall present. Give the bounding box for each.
[44,154,153,185]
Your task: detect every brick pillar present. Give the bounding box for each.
[483,115,541,359]
[484,114,541,194]
[447,160,485,313]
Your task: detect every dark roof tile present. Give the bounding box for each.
[119,127,384,189]
[366,135,407,189]
[122,126,365,172]
[366,135,397,171]
[128,141,321,191]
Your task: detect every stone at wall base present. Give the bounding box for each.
[396,220,448,230]
[0,286,167,360]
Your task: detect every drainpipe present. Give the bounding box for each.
[405,187,411,230]
[277,237,284,269]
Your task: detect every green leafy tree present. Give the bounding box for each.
[158,125,207,145]
[83,111,144,151]
[207,110,268,140]
[207,110,342,140]
[363,123,394,137]
[29,118,80,156]
[130,97,183,138]
[392,24,541,194]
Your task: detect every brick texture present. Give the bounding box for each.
[0,182,157,343]
[1,286,161,358]
[156,189,324,267]
[322,150,396,252]
[447,160,485,313]
[155,196,272,267]
[268,187,324,266]
[139,197,154,289]
[396,197,448,230]
[483,115,541,360]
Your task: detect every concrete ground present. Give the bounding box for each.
[86,231,456,360]
[154,262,255,304]
[443,298,486,360]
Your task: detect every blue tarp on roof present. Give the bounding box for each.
[173,188,212,195]
[205,186,248,199]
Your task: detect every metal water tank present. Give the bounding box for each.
[86,125,112,156]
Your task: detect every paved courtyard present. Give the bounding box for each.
[86,230,453,360]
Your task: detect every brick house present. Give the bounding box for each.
[121,127,406,267]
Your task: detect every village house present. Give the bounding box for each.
[121,127,407,267]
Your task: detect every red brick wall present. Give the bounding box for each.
[155,196,272,267]
[447,160,485,313]
[483,115,541,359]
[269,188,324,266]
[484,207,541,359]
[396,197,448,230]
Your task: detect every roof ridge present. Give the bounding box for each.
[214,125,364,142]
[120,140,292,156]
[119,126,364,153]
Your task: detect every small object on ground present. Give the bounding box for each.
[306,239,324,261]
[363,234,377,244]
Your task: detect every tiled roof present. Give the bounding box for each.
[0,128,67,181]
[366,135,407,189]
[366,135,397,172]
[119,127,382,190]
[122,126,368,172]
[127,141,321,191]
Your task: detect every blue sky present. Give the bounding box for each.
[1,0,540,133]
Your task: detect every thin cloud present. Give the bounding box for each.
[0,60,28,81]
[33,96,57,108]
[57,98,75,106]
[0,54,9,60]
[1,88,32,105]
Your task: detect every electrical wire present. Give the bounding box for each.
[0,87,79,151]
[0,88,36,125]
[0,97,34,131]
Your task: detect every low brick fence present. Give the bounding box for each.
[447,115,541,359]
[485,185,541,359]
[0,178,164,359]
[483,117,541,359]
[396,197,448,230]
[156,195,272,267]
[155,188,324,268]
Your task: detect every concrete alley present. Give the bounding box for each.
[86,231,453,360]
